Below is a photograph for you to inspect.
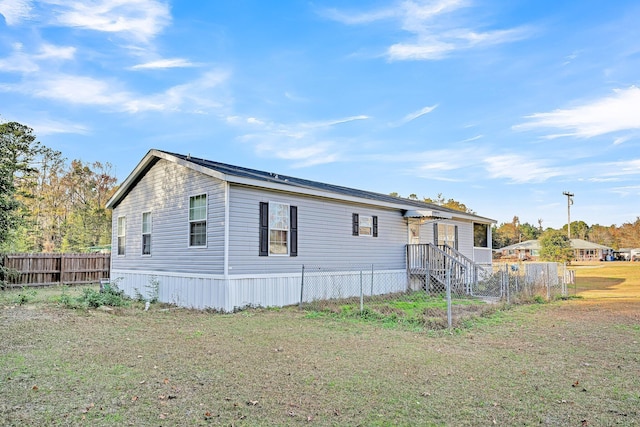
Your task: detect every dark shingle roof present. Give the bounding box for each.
[161,150,470,213]
[109,149,494,223]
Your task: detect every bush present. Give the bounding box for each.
[12,287,37,305]
[81,283,130,308]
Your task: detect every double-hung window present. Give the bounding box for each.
[259,202,298,256]
[352,213,378,237]
[142,212,152,255]
[189,194,207,247]
[269,202,289,255]
[435,223,457,250]
[117,216,126,255]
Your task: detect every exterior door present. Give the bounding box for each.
[409,222,420,244]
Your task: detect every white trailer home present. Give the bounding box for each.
[106,150,495,311]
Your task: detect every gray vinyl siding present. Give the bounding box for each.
[228,185,408,275]
[111,159,225,274]
[456,221,474,258]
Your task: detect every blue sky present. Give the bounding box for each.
[1,0,639,229]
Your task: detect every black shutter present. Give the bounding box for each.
[372,216,378,237]
[259,202,269,256]
[352,213,359,236]
[433,223,439,245]
[454,225,459,250]
[290,206,298,257]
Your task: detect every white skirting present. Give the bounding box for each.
[110,269,408,312]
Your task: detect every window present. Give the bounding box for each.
[189,194,207,247]
[142,212,152,255]
[259,202,298,256]
[473,223,488,248]
[435,223,457,249]
[269,202,289,255]
[117,216,126,255]
[352,213,378,237]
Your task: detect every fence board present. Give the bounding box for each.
[1,253,110,287]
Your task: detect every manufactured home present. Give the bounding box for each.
[106,150,495,311]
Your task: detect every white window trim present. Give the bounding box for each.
[117,216,126,256]
[188,193,208,248]
[437,223,456,247]
[358,215,373,237]
[141,211,152,256]
[268,201,290,256]
[473,222,489,249]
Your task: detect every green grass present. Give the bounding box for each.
[303,291,496,331]
[0,264,639,426]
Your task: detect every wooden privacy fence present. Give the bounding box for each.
[1,253,110,287]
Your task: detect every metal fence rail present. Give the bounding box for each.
[1,253,110,287]
[299,261,569,329]
[300,264,407,310]
[476,262,568,302]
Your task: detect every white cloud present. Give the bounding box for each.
[399,104,438,124]
[3,0,170,43]
[255,140,340,168]
[483,154,563,183]
[1,69,231,114]
[319,5,398,25]
[131,58,196,70]
[0,42,75,72]
[36,43,76,60]
[28,118,90,135]
[232,114,370,167]
[26,74,133,106]
[324,0,531,61]
[0,0,31,25]
[124,70,231,113]
[50,0,170,42]
[611,185,640,197]
[515,86,640,138]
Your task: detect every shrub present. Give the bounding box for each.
[78,284,131,308]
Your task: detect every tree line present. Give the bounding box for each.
[492,216,640,250]
[1,121,117,253]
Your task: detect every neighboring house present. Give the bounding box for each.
[106,149,496,311]
[497,239,613,262]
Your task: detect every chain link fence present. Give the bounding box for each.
[299,264,406,308]
[475,262,570,302]
[299,261,570,330]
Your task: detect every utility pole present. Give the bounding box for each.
[562,191,574,239]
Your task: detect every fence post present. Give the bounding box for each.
[359,270,364,313]
[299,265,305,309]
[59,253,64,285]
[370,264,374,296]
[546,263,551,300]
[446,267,452,329]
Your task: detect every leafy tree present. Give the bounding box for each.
[60,160,117,251]
[588,224,616,248]
[423,193,475,214]
[615,217,640,249]
[539,229,573,263]
[563,220,589,240]
[0,122,41,250]
[519,222,540,241]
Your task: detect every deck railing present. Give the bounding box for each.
[406,244,475,294]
